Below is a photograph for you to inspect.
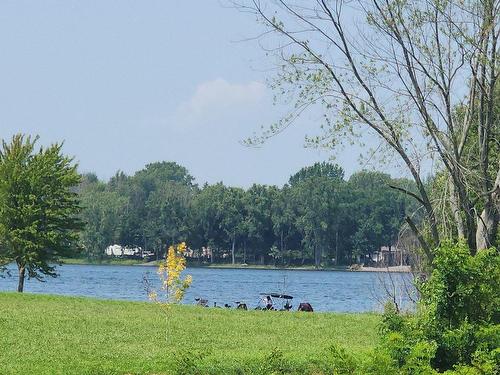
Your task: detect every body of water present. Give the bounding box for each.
[0,264,415,312]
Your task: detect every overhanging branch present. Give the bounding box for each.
[389,184,425,206]
[405,216,433,263]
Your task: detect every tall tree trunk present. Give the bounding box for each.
[243,240,246,264]
[17,263,26,293]
[476,167,500,250]
[474,3,497,251]
[476,205,497,250]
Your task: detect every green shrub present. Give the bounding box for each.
[380,301,407,335]
[362,350,398,375]
[419,245,500,330]
[379,242,500,374]
[401,341,438,375]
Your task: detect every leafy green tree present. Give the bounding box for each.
[270,185,300,265]
[190,183,227,262]
[347,171,408,262]
[289,163,345,267]
[0,134,82,292]
[243,184,278,264]
[145,181,194,258]
[241,0,499,255]
[102,162,195,255]
[75,159,417,267]
[134,161,194,191]
[79,182,127,259]
[288,162,344,185]
[220,186,246,264]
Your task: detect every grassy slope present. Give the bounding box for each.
[0,293,380,374]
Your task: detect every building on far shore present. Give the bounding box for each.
[366,245,411,267]
[104,244,154,259]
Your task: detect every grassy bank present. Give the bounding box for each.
[61,257,351,271]
[0,293,380,374]
[190,263,349,271]
[61,257,149,266]
[61,258,407,272]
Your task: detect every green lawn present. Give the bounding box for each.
[0,293,380,374]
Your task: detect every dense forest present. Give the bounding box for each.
[77,161,419,267]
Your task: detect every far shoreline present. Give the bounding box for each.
[60,258,411,273]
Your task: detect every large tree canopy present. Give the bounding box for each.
[0,134,82,292]
[237,0,499,258]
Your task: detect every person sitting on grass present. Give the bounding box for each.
[265,295,273,310]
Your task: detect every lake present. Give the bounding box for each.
[0,264,415,312]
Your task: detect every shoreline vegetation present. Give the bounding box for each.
[77,162,416,270]
[0,292,379,374]
[59,257,411,272]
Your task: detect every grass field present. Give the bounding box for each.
[0,293,380,374]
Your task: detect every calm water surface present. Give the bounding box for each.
[0,264,415,312]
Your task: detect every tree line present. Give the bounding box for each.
[78,161,419,267]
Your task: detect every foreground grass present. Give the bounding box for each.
[0,293,380,374]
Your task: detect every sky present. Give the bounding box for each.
[0,1,391,187]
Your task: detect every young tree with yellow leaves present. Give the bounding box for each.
[147,242,192,342]
[149,242,192,305]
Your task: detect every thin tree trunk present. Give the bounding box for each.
[335,229,339,266]
[280,230,284,252]
[449,176,465,238]
[17,263,26,293]
[231,235,236,265]
[280,230,284,266]
[476,167,500,250]
[476,204,498,250]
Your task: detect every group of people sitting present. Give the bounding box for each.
[260,295,293,311]
[195,296,312,312]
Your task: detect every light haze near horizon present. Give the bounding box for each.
[0,1,400,187]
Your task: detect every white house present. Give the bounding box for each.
[105,244,143,257]
[105,244,124,256]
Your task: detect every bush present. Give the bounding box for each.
[361,350,398,375]
[379,242,500,374]
[419,245,499,329]
[379,301,407,335]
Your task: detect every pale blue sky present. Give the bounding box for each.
[0,1,383,187]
